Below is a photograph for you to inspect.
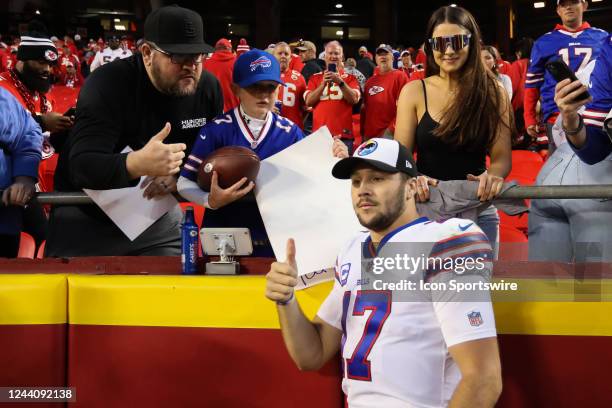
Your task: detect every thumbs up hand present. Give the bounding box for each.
[126,123,187,178]
[265,238,299,305]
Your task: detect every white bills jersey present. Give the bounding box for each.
[90,47,133,72]
[317,216,497,408]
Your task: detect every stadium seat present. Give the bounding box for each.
[506,150,544,183]
[499,212,528,233]
[512,150,544,165]
[499,225,528,243]
[37,241,46,259]
[18,232,36,259]
[498,224,528,261]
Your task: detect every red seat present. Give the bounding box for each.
[500,225,528,243]
[499,212,528,233]
[18,232,36,259]
[498,224,528,261]
[37,241,46,259]
[511,150,544,165]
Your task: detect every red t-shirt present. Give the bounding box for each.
[203,50,239,112]
[304,71,360,138]
[279,68,307,129]
[362,70,408,139]
[508,58,528,112]
[0,50,8,73]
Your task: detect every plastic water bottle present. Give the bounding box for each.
[181,206,199,275]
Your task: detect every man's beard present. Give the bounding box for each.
[151,61,199,97]
[19,63,52,93]
[356,192,406,232]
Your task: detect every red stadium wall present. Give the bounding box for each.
[1,261,611,407]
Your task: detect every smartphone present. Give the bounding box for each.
[64,107,76,118]
[545,59,590,101]
[327,63,337,72]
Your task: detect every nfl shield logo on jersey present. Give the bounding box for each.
[467,311,483,327]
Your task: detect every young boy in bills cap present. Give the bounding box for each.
[178,49,348,256]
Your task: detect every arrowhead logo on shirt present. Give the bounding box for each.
[368,86,385,96]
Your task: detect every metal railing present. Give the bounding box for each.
[4,184,612,205]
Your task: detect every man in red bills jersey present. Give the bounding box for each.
[266,139,501,408]
[361,44,409,140]
[272,42,307,129]
[304,40,360,151]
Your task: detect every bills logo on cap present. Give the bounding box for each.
[357,140,378,157]
[467,311,484,327]
[250,56,272,72]
[44,50,58,62]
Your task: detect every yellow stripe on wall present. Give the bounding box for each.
[67,275,612,336]
[0,274,67,324]
[68,275,332,329]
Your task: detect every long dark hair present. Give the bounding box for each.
[423,6,513,149]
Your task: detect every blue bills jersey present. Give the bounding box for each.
[180,106,304,257]
[181,106,304,181]
[584,35,612,130]
[526,24,608,121]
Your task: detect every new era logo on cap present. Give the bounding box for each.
[332,138,418,179]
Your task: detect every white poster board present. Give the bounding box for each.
[255,127,363,288]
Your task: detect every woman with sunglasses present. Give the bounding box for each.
[395,6,513,253]
[178,49,348,256]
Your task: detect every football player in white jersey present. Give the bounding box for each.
[89,36,133,72]
[266,138,501,408]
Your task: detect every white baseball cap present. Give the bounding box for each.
[332,138,418,179]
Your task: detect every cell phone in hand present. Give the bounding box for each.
[545,59,590,101]
[327,63,337,73]
[64,107,76,117]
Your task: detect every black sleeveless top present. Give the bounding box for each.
[414,80,486,181]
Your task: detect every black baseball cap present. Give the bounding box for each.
[332,138,418,179]
[144,5,213,54]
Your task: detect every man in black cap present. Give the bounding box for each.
[46,5,223,257]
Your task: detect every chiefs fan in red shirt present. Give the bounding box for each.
[203,38,239,112]
[304,40,360,150]
[361,44,409,140]
[0,32,74,193]
[272,42,307,128]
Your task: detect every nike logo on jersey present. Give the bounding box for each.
[458,223,474,231]
[368,86,385,96]
[200,134,206,141]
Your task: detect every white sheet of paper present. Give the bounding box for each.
[83,147,178,241]
[255,127,363,287]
